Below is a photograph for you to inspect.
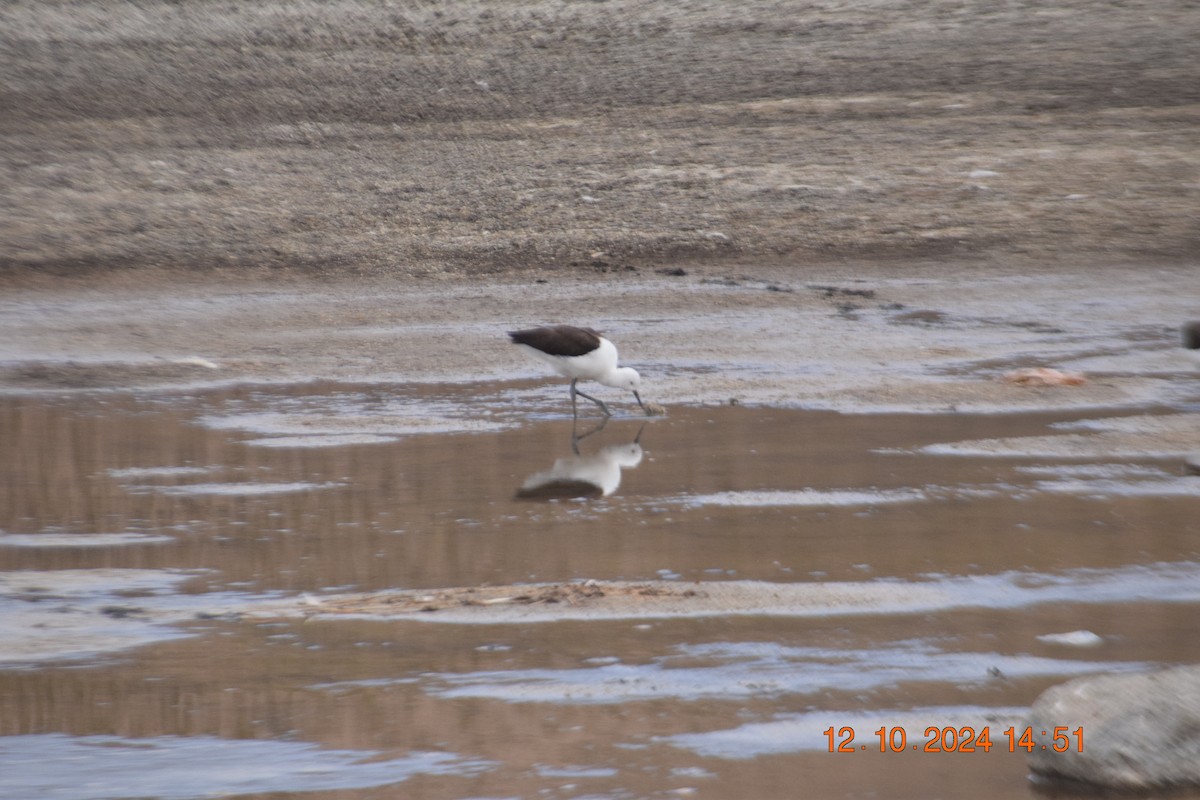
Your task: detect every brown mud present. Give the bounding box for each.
[3,0,1199,281]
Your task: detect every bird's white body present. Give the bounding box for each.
[515,337,640,391]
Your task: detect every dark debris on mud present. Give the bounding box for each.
[304,581,708,618]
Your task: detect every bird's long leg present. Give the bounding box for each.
[574,385,612,417]
[571,415,608,454]
[569,378,581,419]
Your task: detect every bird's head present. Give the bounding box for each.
[609,366,642,392]
[602,367,649,413]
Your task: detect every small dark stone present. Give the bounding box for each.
[100,605,144,619]
[810,284,876,299]
[1183,321,1200,349]
[892,309,949,326]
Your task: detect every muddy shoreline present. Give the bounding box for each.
[3,0,1196,415]
[3,0,1199,281]
[2,262,1197,428]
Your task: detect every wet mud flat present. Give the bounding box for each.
[3,0,1199,277]
[2,380,1199,799]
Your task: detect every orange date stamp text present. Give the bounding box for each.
[823,725,1083,753]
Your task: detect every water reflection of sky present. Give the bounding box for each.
[1,386,1199,800]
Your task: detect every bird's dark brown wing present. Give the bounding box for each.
[508,325,602,357]
[515,479,605,501]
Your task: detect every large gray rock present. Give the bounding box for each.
[1027,666,1200,791]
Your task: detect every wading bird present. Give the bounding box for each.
[508,324,648,417]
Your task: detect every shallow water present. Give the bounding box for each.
[2,383,1199,799]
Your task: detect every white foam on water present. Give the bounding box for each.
[0,532,173,548]
[663,705,1029,759]
[533,764,619,779]
[199,393,515,439]
[130,481,341,497]
[1011,462,1200,498]
[923,413,1200,458]
[965,561,1200,606]
[106,466,221,480]
[170,356,220,370]
[1034,477,1200,498]
[0,568,191,598]
[418,638,1142,704]
[0,570,278,667]
[1049,414,1195,433]
[0,734,492,800]
[240,433,399,448]
[1036,630,1104,647]
[923,436,1200,459]
[1014,464,1171,479]
[0,569,202,666]
[681,487,930,507]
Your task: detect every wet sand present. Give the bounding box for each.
[3,261,1198,418]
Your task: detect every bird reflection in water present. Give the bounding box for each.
[515,418,646,501]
